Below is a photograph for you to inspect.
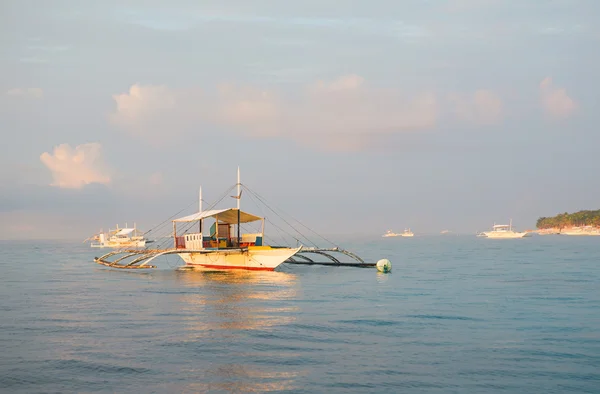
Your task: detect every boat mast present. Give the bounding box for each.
[237,166,241,247]
[199,186,203,234]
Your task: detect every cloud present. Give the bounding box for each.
[444,0,501,11]
[40,143,111,189]
[6,88,44,99]
[109,84,178,134]
[296,75,437,138]
[109,75,438,151]
[540,77,577,118]
[448,89,503,125]
[149,172,163,186]
[214,84,281,137]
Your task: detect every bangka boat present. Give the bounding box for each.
[94,169,370,271]
[480,220,530,239]
[86,224,149,248]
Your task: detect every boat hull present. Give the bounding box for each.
[482,232,530,239]
[178,246,301,271]
[91,240,147,248]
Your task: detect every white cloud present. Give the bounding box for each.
[40,143,111,189]
[149,172,163,186]
[109,84,179,135]
[540,77,577,118]
[109,75,438,151]
[310,74,365,93]
[299,75,437,136]
[214,84,281,137]
[448,89,503,125]
[6,88,43,99]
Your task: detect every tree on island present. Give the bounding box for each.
[536,209,600,229]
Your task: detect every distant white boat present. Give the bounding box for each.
[441,230,450,234]
[383,228,414,237]
[401,228,414,237]
[86,224,150,248]
[480,219,530,239]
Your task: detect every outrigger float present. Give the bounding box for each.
[94,168,380,271]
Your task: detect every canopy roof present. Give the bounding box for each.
[173,208,262,224]
[115,228,135,236]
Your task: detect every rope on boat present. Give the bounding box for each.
[242,185,323,248]
[241,186,307,247]
[242,185,340,248]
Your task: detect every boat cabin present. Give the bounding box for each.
[492,224,511,232]
[172,208,264,250]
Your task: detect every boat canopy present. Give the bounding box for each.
[173,208,262,224]
[493,225,510,228]
[115,228,135,236]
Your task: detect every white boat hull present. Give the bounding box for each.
[91,240,147,248]
[482,231,530,239]
[178,246,301,271]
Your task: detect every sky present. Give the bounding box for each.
[1,0,599,240]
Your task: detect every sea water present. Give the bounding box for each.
[1,236,599,393]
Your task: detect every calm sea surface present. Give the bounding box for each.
[1,236,599,393]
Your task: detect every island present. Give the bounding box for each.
[536,209,600,235]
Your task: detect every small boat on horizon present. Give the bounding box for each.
[401,228,414,237]
[383,228,414,237]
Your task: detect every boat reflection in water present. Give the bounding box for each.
[173,269,304,392]
[180,364,302,393]
[175,269,299,332]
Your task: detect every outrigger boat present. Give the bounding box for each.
[94,169,369,271]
